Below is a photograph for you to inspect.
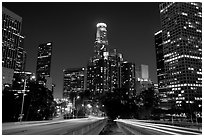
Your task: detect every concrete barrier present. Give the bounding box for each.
[116,121,147,134]
[64,119,107,135]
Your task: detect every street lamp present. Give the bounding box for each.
[19,76,29,122]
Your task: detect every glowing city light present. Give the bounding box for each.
[96,23,107,28]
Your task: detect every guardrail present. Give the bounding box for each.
[64,118,107,135]
[116,120,146,134]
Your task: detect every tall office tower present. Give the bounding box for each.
[94,23,109,59]
[2,7,26,87]
[2,7,25,70]
[135,64,149,81]
[135,64,152,94]
[86,57,109,100]
[158,3,202,114]
[121,62,136,97]
[86,23,110,100]
[15,45,27,72]
[36,42,52,84]
[63,68,85,99]
[108,49,123,91]
[154,30,166,106]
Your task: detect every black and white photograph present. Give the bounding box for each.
[2,1,202,135]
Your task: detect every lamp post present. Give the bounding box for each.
[19,76,29,122]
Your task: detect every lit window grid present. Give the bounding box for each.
[158,2,202,108]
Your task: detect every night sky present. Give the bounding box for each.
[3,2,161,98]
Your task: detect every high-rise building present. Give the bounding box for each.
[2,7,26,88]
[135,64,149,81]
[121,61,136,97]
[86,57,109,100]
[108,49,123,91]
[94,23,108,59]
[154,30,166,107]
[86,23,110,100]
[157,2,202,114]
[63,68,85,99]
[2,7,25,70]
[135,64,153,95]
[15,46,27,72]
[36,42,52,84]
[86,23,124,100]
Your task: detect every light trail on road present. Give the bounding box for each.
[115,119,201,135]
[2,117,104,135]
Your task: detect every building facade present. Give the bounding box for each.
[135,64,149,81]
[15,46,27,72]
[157,2,202,116]
[108,49,123,92]
[63,68,85,99]
[121,61,136,97]
[36,42,52,85]
[2,7,26,70]
[2,7,26,89]
[154,30,167,108]
[86,23,125,100]
[94,23,109,59]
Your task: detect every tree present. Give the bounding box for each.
[25,82,55,121]
[99,88,139,120]
[2,86,20,122]
[136,87,159,119]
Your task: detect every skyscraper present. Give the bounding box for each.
[15,45,27,72]
[135,64,149,81]
[86,57,109,100]
[135,64,152,95]
[36,42,52,85]
[2,7,26,87]
[86,23,124,100]
[2,7,25,70]
[63,68,85,99]
[94,23,108,59]
[121,61,136,97]
[108,49,123,91]
[157,2,202,116]
[86,23,110,100]
[154,30,166,107]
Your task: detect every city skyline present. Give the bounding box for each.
[2,2,161,98]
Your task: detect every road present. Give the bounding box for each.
[3,118,202,135]
[2,117,104,135]
[116,119,202,135]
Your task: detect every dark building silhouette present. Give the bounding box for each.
[86,57,109,100]
[86,23,110,100]
[63,68,85,99]
[15,45,27,72]
[2,7,26,70]
[108,49,123,91]
[157,3,202,117]
[2,7,26,88]
[86,23,125,100]
[36,42,52,85]
[121,61,136,97]
[154,30,166,106]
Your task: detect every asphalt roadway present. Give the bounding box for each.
[2,117,103,135]
[2,117,202,135]
[115,119,202,135]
